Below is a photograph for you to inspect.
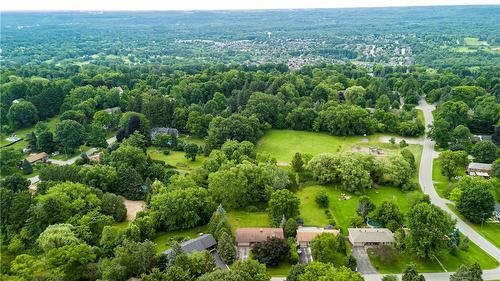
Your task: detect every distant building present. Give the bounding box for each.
[348,228,394,247]
[467,162,492,178]
[235,228,284,247]
[25,152,49,164]
[296,226,340,247]
[162,234,228,270]
[103,107,121,114]
[150,127,179,139]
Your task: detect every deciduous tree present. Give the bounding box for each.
[457,185,495,224]
[407,203,455,259]
[267,189,300,226]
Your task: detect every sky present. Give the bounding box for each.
[1,0,499,11]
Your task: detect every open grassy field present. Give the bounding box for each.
[447,204,500,248]
[153,225,208,254]
[368,235,498,273]
[464,37,488,46]
[297,184,421,233]
[147,148,206,171]
[256,130,360,163]
[1,116,60,149]
[256,130,422,168]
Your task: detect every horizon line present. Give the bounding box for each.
[2,3,499,12]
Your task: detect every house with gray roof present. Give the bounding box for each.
[150,127,179,139]
[162,234,228,270]
[467,162,492,178]
[348,228,394,247]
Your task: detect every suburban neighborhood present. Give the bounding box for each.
[1,4,499,281]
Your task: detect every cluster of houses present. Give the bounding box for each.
[164,225,396,269]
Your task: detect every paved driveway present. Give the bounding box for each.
[299,246,313,264]
[237,246,250,260]
[351,246,377,274]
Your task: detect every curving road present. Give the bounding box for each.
[274,99,500,281]
[28,136,116,185]
[416,99,499,262]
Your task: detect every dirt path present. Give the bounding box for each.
[123,199,145,221]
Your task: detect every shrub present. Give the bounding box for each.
[252,237,290,266]
[349,216,365,228]
[371,245,397,264]
[315,191,329,208]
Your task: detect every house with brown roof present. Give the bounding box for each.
[25,152,49,164]
[235,228,284,247]
[296,226,340,247]
[467,162,492,178]
[348,228,394,247]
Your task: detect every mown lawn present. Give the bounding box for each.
[147,148,206,171]
[153,225,208,254]
[51,145,92,160]
[179,135,205,146]
[266,261,292,276]
[368,235,498,273]
[1,116,59,149]
[226,210,271,231]
[432,158,465,198]
[432,158,452,198]
[256,130,361,163]
[256,129,422,168]
[297,184,421,233]
[447,204,500,248]
[112,221,130,229]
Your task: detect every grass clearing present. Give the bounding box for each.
[464,37,488,46]
[297,184,421,233]
[266,261,292,276]
[257,130,361,163]
[112,221,130,229]
[147,147,205,171]
[1,116,60,149]
[447,204,500,248]
[257,130,422,167]
[368,235,498,273]
[227,210,271,231]
[153,225,208,254]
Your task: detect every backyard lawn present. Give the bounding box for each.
[153,225,208,254]
[227,210,271,231]
[447,204,500,248]
[297,184,421,233]
[147,148,205,171]
[0,116,59,149]
[368,235,498,273]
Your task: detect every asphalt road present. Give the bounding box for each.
[415,99,500,279]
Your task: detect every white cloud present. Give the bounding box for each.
[1,0,499,11]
